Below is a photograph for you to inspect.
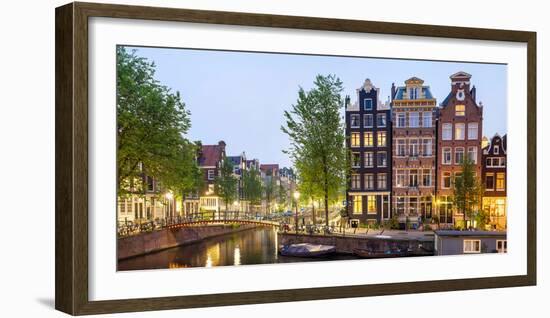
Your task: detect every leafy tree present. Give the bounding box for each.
[215,158,238,219]
[242,167,263,207]
[452,158,484,229]
[277,182,288,211]
[116,47,200,198]
[263,176,278,214]
[282,75,348,226]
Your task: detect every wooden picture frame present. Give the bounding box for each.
[55,2,537,315]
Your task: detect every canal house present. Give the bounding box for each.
[482,134,507,230]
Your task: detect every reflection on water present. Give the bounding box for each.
[118,227,357,271]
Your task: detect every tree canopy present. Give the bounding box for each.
[452,158,484,229]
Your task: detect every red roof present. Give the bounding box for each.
[199,144,224,167]
[260,164,279,172]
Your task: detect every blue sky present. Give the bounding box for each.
[124,46,507,168]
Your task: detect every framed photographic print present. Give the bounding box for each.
[55,2,537,315]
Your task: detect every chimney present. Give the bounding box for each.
[345,95,350,108]
[391,83,396,101]
[470,85,477,102]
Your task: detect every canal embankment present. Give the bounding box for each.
[278,231,435,255]
[118,224,261,260]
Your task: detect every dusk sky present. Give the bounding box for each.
[124,46,507,168]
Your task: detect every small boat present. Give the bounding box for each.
[280,243,336,258]
[353,248,410,259]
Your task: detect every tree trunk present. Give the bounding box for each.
[311,197,316,225]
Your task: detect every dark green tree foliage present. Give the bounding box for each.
[282,75,347,226]
[215,158,238,215]
[116,47,200,197]
[263,176,278,213]
[242,167,263,206]
[453,158,484,229]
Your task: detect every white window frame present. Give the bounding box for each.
[364,98,373,111]
[463,239,481,254]
[376,113,386,127]
[364,152,373,168]
[350,132,361,148]
[468,146,478,164]
[455,123,465,140]
[409,112,419,128]
[496,240,507,253]
[396,113,406,128]
[468,122,479,140]
[422,111,432,128]
[455,147,465,164]
[422,138,432,156]
[363,132,374,147]
[377,131,386,147]
[350,114,360,128]
[207,170,215,180]
[442,147,452,165]
[364,173,374,190]
[442,172,452,189]
[442,123,452,140]
[363,114,373,128]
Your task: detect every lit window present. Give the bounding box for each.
[367,196,377,214]
[455,104,466,116]
[350,132,360,147]
[363,114,373,127]
[364,174,374,190]
[396,197,405,215]
[350,114,360,128]
[377,131,386,147]
[442,123,452,140]
[377,114,386,127]
[364,132,374,147]
[496,173,505,191]
[422,111,432,128]
[364,98,373,111]
[455,123,465,140]
[364,152,373,167]
[442,147,452,165]
[468,122,478,140]
[463,239,481,253]
[455,147,465,164]
[353,195,362,214]
[409,112,419,127]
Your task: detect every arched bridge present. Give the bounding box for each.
[166,219,280,230]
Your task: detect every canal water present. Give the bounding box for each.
[118,227,358,271]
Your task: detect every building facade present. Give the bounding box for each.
[436,72,483,227]
[482,134,507,230]
[391,77,437,227]
[197,140,226,218]
[346,79,392,225]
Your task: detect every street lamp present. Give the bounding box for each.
[293,191,300,234]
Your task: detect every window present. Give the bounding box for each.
[396,113,406,127]
[455,104,466,116]
[377,131,386,147]
[494,145,500,154]
[463,240,481,253]
[207,170,215,180]
[350,132,360,147]
[377,173,387,189]
[353,195,362,214]
[364,98,373,110]
[409,139,419,157]
[409,197,418,215]
[497,240,507,253]
[455,147,465,164]
[485,173,495,190]
[486,158,492,167]
[352,152,361,168]
[442,147,452,165]
[421,196,432,219]
[442,123,452,140]
[422,169,432,187]
[397,139,406,156]
[422,138,432,156]
[377,113,386,127]
[146,176,154,191]
[409,169,418,187]
[409,112,419,127]
[422,111,432,127]
[468,146,477,164]
[367,196,377,214]
[496,172,505,191]
[350,114,360,128]
[364,174,374,190]
[377,151,387,167]
[351,174,361,190]
[455,123,465,140]
[409,87,419,99]
[364,152,373,167]
[468,122,478,140]
[363,114,373,127]
[396,197,405,215]
[396,170,406,187]
[442,172,452,189]
[364,132,374,147]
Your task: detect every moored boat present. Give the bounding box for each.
[279,243,336,258]
[353,248,410,259]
